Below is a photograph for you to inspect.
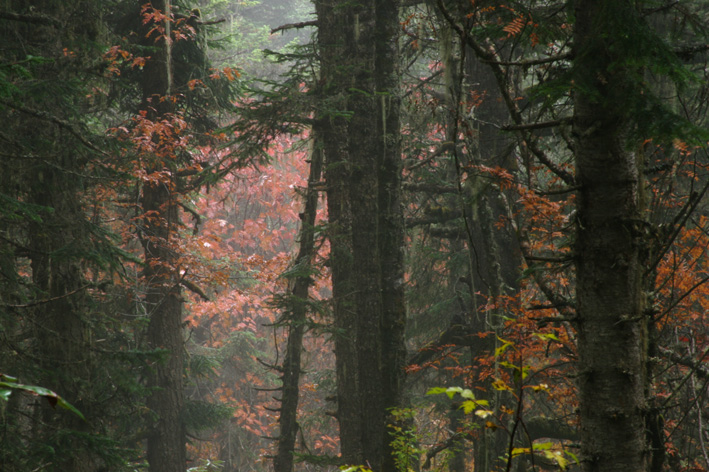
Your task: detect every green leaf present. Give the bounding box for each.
[495,337,514,357]
[522,365,531,380]
[542,450,569,469]
[0,377,85,420]
[533,441,553,451]
[499,361,520,372]
[564,451,580,466]
[55,396,86,420]
[534,332,560,342]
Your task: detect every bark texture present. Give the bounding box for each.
[573,2,649,471]
[316,0,406,469]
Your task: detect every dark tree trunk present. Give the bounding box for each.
[572,2,650,471]
[314,0,360,461]
[374,0,407,469]
[316,0,406,469]
[139,1,186,470]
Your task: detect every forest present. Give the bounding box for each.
[2,0,709,471]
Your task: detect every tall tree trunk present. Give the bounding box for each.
[314,0,360,461]
[346,0,387,466]
[139,1,186,470]
[317,0,405,469]
[572,2,649,471]
[375,0,407,469]
[273,132,324,472]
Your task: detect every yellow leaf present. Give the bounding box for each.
[511,447,530,457]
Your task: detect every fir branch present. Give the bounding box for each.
[0,99,107,156]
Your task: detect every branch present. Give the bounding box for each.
[434,0,575,186]
[406,206,464,227]
[196,19,226,26]
[180,278,209,301]
[483,52,572,67]
[674,44,709,61]
[646,181,709,276]
[657,345,709,380]
[405,142,456,170]
[423,432,472,469]
[0,10,61,27]
[524,254,574,263]
[403,69,444,99]
[407,322,480,367]
[178,202,202,236]
[256,357,283,372]
[536,185,581,196]
[271,20,318,35]
[402,182,458,194]
[0,99,107,156]
[501,118,570,132]
[1,284,90,308]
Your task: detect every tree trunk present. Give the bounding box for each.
[374,0,407,469]
[316,0,406,468]
[314,0,360,461]
[572,2,649,471]
[273,132,324,472]
[139,1,186,470]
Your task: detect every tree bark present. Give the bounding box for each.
[375,0,407,469]
[572,2,649,471]
[314,0,360,461]
[316,0,406,468]
[139,1,186,471]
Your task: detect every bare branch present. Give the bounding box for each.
[483,52,572,67]
[502,118,570,132]
[271,20,318,35]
